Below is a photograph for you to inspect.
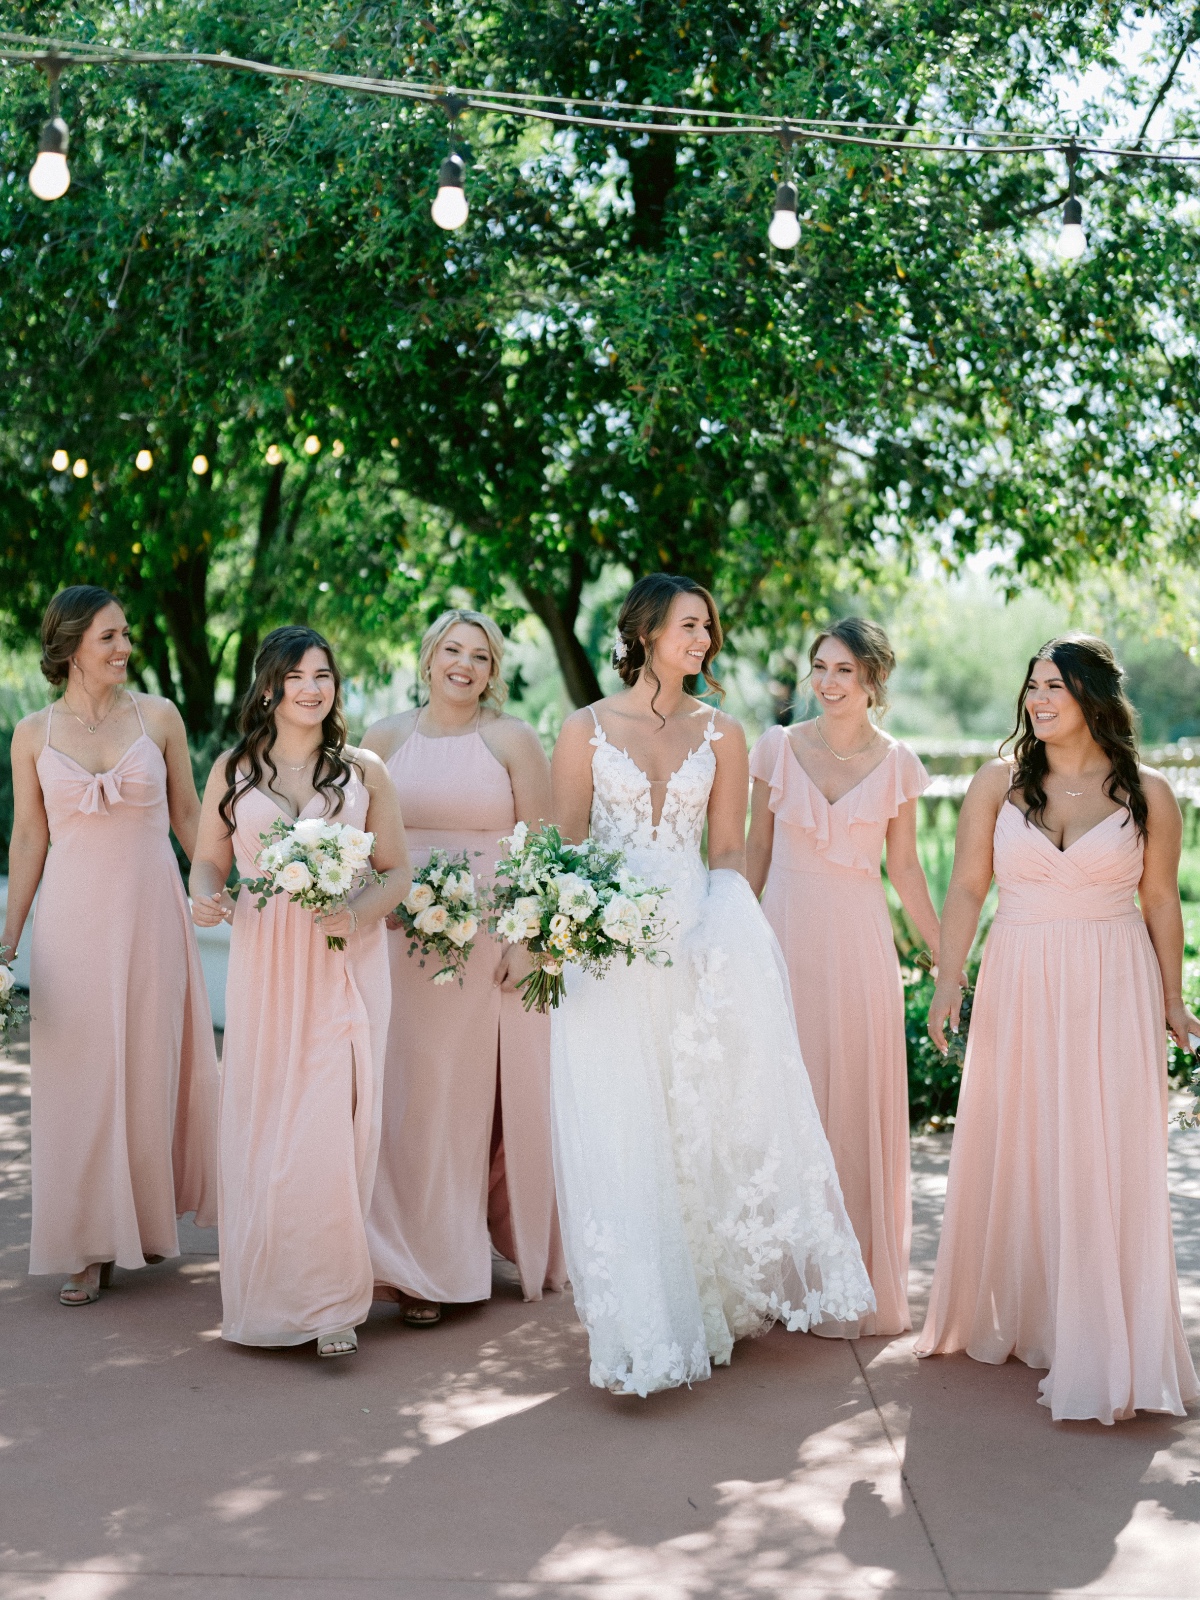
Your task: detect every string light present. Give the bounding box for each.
[135,448,153,470]
[28,56,69,201]
[1056,142,1087,260]
[265,443,283,465]
[303,434,321,455]
[331,438,345,457]
[768,182,801,250]
[71,457,87,478]
[192,453,209,474]
[431,152,468,230]
[51,448,69,471]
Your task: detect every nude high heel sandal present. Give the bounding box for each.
[317,1327,358,1358]
[59,1261,114,1306]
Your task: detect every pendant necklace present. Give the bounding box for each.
[61,689,124,735]
[815,718,878,762]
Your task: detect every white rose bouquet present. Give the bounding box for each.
[489,822,670,1013]
[0,947,29,1047]
[393,848,481,986]
[240,816,382,950]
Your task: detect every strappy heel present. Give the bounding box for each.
[317,1327,358,1358]
[59,1260,114,1306]
[401,1298,442,1328]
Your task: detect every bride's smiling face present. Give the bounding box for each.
[646,593,713,682]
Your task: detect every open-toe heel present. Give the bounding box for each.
[402,1299,442,1328]
[59,1260,113,1306]
[317,1327,358,1358]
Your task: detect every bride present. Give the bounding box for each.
[550,573,874,1396]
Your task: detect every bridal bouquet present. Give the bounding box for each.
[0,949,29,1047]
[490,822,670,1012]
[241,817,382,950]
[394,849,481,986]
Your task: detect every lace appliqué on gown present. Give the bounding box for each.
[550,710,874,1396]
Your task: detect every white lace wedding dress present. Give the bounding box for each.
[550,708,875,1396]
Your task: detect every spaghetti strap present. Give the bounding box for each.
[131,693,147,736]
[587,705,601,729]
[44,704,55,752]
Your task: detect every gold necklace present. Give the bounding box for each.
[814,718,879,763]
[61,689,125,735]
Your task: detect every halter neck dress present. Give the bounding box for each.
[750,727,930,1335]
[916,798,1200,1423]
[28,696,218,1275]
[366,725,565,1305]
[219,771,389,1346]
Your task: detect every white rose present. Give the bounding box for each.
[290,818,328,847]
[337,826,373,862]
[601,894,641,946]
[404,882,436,915]
[414,903,449,936]
[444,871,475,904]
[276,860,313,896]
[445,914,478,948]
[0,966,15,998]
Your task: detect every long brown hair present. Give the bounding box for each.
[612,573,724,724]
[1004,633,1147,840]
[219,627,356,834]
[40,586,121,685]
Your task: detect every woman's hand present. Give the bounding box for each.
[316,903,360,941]
[1165,998,1200,1054]
[495,942,534,992]
[191,890,235,927]
[928,979,964,1056]
[384,910,405,932]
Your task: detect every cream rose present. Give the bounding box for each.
[414,903,449,936]
[404,882,436,915]
[276,860,313,895]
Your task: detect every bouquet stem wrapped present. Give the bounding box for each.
[489,822,670,1013]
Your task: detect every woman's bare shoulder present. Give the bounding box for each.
[10,705,52,751]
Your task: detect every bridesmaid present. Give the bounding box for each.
[363,609,565,1326]
[190,627,409,1359]
[919,634,1200,1422]
[2,586,218,1305]
[747,618,939,1335]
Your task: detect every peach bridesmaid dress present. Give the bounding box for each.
[916,800,1200,1423]
[219,772,389,1346]
[366,728,565,1305]
[29,696,218,1275]
[750,725,930,1335]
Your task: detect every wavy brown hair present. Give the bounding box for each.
[1004,633,1147,841]
[218,627,357,834]
[612,573,724,725]
[40,586,121,686]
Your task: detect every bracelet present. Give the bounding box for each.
[348,909,358,935]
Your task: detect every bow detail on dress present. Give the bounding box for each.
[78,769,125,816]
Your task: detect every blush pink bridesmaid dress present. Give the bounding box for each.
[29,697,218,1275]
[366,728,565,1305]
[219,771,389,1347]
[750,725,930,1335]
[916,799,1200,1423]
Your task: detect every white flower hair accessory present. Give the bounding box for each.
[612,630,628,662]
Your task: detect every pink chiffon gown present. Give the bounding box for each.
[366,728,565,1305]
[219,772,389,1346]
[29,697,218,1275]
[916,799,1200,1423]
[750,726,930,1335]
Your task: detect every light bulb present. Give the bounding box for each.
[72,457,88,479]
[192,454,209,475]
[29,116,70,201]
[303,434,321,456]
[768,182,800,251]
[135,449,153,471]
[1056,194,1086,260]
[431,153,468,230]
[265,443,283,465]
[331,439,345,458]
[51,448,69,472]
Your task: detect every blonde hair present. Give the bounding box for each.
[808,617,896,716]
[418,609,508,709]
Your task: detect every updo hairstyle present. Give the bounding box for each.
[612,573,724,713]
[418,609,508,710]
[39,585,121,686]
[808,617,896,716]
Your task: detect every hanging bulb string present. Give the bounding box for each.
[6,35,1200,163]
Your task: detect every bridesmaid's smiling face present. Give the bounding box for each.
[275,647,336,731]
[73,602,132,687]
[810,635,872,720]
[429,622,494,709]
[1024,658,1087,743]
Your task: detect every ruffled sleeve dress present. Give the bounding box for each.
[750,726,930,1334]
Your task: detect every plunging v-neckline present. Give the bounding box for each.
[252,787,326,824]
[1004,799,1125,855]
[592,724,714,833]
[787,734,895,809]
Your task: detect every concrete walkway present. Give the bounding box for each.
[3,1031,1200,1600]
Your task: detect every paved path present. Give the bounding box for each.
[3,1033,1200,1600]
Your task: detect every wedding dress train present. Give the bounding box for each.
[550,708,874,1395]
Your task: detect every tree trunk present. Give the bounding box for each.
[160,546,217,737]
[231,460,287,711]
[522,556,602,708]
[626,134,677,253]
